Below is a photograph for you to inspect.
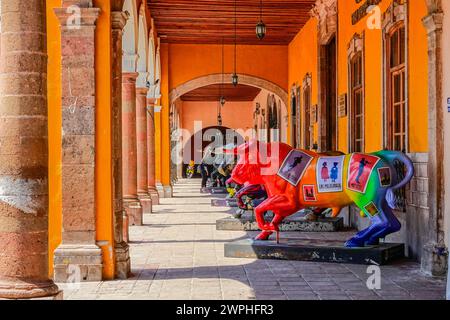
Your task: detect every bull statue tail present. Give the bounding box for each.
[379,151,414,209]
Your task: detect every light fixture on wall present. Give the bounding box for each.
[256,0,266,40]
[232,0,239,87]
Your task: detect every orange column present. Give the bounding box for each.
[0,0,60,299]
[154,105,163,196]
[160,43,173,197]
[147,98,160,204]
[122,73,143,228]
[136,88,152,214]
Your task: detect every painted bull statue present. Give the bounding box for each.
[226,140,414,248]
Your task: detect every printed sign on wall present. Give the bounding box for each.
[278,150,313,186]
[347,153,380,193]
[316,156,345,193]
[338,94,347,117]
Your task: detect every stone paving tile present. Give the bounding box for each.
[59,179,447,300]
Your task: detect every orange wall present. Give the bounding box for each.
[47,0,115,279]
[288,18,319,146]
[287,0,429,153]
[408,0,429,152]
[180,101,254,135]
[160,43,171,186]
[168,44,288,92]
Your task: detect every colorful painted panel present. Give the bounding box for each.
[277,150,313,186]
[316,156,345,193]
[378,167,392,187]
[347,154,380,193]
[303,185,317,202]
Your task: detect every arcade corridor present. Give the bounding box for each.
[59,179,446,300]
[1,0,450,301]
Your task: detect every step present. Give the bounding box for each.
[211,198,238,208]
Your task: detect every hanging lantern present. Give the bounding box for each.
[256,21,266,40]
[256,0,266,40]
[231,73,239,86]
[232,0,239,87]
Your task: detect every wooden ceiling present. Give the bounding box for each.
[147,0,316,45]
[180,84,262,102]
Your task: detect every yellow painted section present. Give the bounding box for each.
[287,18,319,147]
[47,0,115,279]
[408,1,429,152]
[287,0,429,153]
[336,0,391,153]
[47,0,62,277]
[160,43,171,186]
[93,0,114,280]
[154,108,162,184]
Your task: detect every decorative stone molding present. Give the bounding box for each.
[421,4,447,276]
[425,0,442,14]
[302,72,312,88]
[123,53,139,73]
[347,33,363,61]
[382,0,407,31]
[311,0,337,45]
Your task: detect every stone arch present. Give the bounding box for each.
[136,4,149,88]
[147,31,156,98]
[170,73,288,106]
[122,0,138,72]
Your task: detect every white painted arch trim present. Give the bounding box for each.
[169,73,288,106]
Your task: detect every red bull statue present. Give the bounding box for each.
[226,140,414,248]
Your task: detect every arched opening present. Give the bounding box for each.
[181,126,244,178]
[147,33,156,97]
[170,75,287,181]
[136,5,149,88]
[122,0,138,72]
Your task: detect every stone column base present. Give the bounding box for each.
[0,278,61,300]
[148,187,160,205]
[156,182,164,198]
[163,185,173,198]
[421,242,448,277]
[124,199,143,226]
[115,241,131,279]
[138,193,152,214]
[122,211,129,243]
[53,244,103,283]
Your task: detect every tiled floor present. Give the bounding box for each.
[60,179,447,300]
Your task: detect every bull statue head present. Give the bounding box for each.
[225,140,286,186]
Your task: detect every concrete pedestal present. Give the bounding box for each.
[217,212,344,232]
[225,239,405,265]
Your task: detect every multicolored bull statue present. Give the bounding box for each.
[226,140,414,248]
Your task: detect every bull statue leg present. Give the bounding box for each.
[253,195,298,241]
[346,189,401,248]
